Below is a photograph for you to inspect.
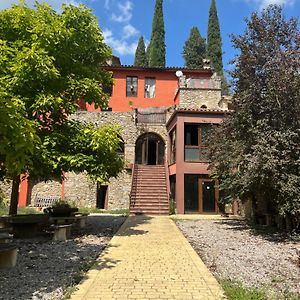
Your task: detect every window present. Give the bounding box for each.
[144,77,156,98]
[170,129,176,164]
[184,124,212,162]
[126,76,138,97]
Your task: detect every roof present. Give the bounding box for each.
[166,107,233,128]
[103,64,213,75]
[174,107,232,113]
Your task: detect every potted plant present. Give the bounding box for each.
[44,201,78,217]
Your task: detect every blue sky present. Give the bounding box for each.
[1,0,299,74]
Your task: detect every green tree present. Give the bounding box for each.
[209,5,300,229]
[134,36,148,67]
[207,0,228,94]
[147,0,166,67]
[183,27,206,69]
[0,3,123,214]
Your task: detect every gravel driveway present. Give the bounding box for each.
[0,214,126,300]
[177,218,300,299]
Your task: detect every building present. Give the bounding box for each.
[15,63,230,214]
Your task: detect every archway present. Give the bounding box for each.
[135,133,165,165]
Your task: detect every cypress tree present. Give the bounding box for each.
[134,36,148,67]
[183,27,206,69]
[147,0,166,67]
[207,0,228,94]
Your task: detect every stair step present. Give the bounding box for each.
[130,210,169,215]
[131,203,168,206]
[131,164,169,214]
[131,185,167,188]
[130,194,168,198]
[131,190,168,193]
[130,200,169,204]
[134,174,166,180]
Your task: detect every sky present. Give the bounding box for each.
[0,0,300,75]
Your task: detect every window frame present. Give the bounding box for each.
[144,77,156,99]
[184,124,211,162]
[126,76,138,97]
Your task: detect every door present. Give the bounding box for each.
[135,133,165,165]
[96,184,108,209]
[199,179,218,213]
[142,138,148,165]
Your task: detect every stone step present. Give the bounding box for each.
[130,194,168,198]
[131,164,168,215]
[131,187,167,195]
[130,199,169,204]
[130,209,169,215]
[131,184,167,188]
[130,202,169,209]
[134,176,166,179]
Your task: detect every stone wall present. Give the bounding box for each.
[64,172,96,207]
[0,181,12,205]
[178,89,223,110]
[70,111,169,209]
[28,179,61,205]
[106,170,132,209]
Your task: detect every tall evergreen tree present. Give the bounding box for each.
[183,27,206,69]
[207,0,228,94]
[147,0,166,67]
[134,36,148,67]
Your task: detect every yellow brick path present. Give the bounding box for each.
[71,215,225,300]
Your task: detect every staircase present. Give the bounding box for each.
[130,165,169,215]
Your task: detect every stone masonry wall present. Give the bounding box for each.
[178,89,222,110]
[66,111,168,209]
[106,170,132,209]
[28,179,61,205]
[0,181,12,205]
[64,172,96,207]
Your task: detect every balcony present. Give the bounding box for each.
[184,146,209,162]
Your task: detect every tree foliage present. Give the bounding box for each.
[134,36,148,67]
[207,0,228,94]
[0,3,123,214]
[183,27,206,69]
[209,5,300,227]
[147,0,166,67]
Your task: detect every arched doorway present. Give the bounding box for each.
[135,133,165,165]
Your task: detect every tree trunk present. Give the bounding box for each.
[9,175,20,215]
[251,194,258,224]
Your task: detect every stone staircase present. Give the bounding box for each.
[130,165,169,215]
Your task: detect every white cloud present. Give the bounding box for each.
[103,28,138,56]
[0,0,81,11]
[103,0,139,58]
[244,0,295,9]
[104,0,114,10]
[111,0,133,23]
[123,24,139,39]
[259,0,294,8]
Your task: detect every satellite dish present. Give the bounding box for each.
[175,70,183,77]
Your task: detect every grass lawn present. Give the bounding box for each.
[221,280,299,300]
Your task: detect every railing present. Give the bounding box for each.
[184,146,210,162]
[136,112,166,124]
[129,163,137,209]
[33,195,60,208]
[179,76,221,90]
[164,161,170,214]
